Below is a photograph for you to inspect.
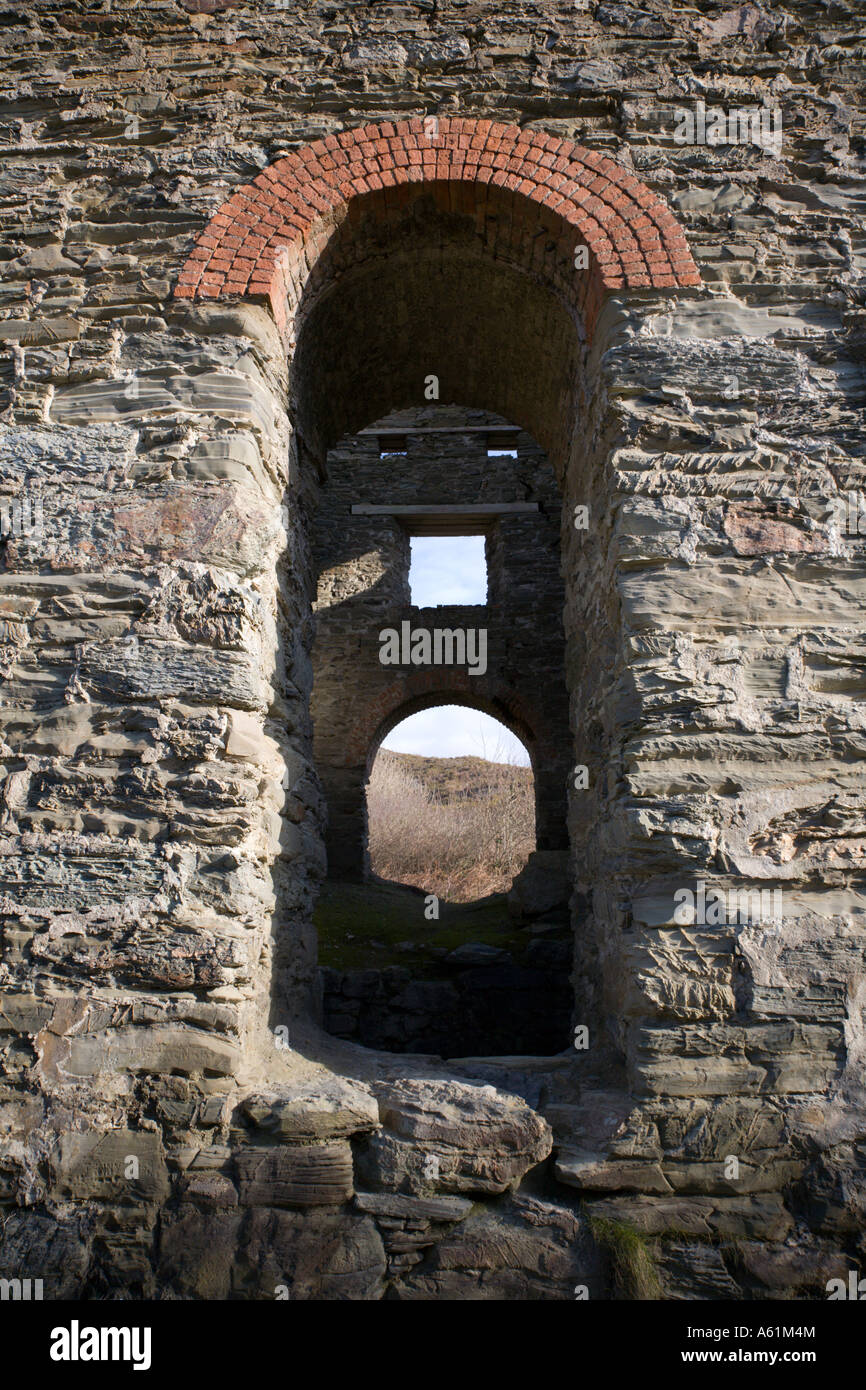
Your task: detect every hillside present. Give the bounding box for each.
[366,748,535,902]
[377,748,531,797]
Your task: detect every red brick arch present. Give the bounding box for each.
[175,117,700,336]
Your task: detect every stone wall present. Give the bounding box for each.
[321,936,573,1056]
[0,0,864,1300]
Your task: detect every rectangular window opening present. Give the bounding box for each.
[379,434,408,458]
[487,430,519,459]
[409,533,487,607]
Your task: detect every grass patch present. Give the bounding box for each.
[590,1215,663,1301]
[315,878,533,973]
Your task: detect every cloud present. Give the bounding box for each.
[409,536,487,606]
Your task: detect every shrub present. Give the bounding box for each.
[366,748,535,902]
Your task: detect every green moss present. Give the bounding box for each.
[589,1215,663,1301]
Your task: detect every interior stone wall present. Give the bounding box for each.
[0,1,863,1302]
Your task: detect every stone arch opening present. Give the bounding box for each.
[176,117,700,473]
[365,701,537,902]
[176,117,701,1064]
[319,700,573,1059]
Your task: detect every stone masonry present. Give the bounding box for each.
[0,0,864,1300]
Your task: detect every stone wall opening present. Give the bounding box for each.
[408,535,488,607]
[367,703,535,902]
[175,120,701,1065]
[318,705,568,1056]
[310,404,572,1057]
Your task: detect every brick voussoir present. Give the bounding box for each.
[175,118,701,328]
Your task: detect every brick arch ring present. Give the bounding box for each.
[175,117,701,337]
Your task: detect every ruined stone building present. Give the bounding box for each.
[0,0,864,1301]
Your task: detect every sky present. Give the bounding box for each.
[408,535,487,606]
[381,704,530,765]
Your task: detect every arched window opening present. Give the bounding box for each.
[316,705,570,1057]
[368,705,534,903]
[174,117,702,1160]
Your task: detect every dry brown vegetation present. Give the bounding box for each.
[366,748,535,902]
